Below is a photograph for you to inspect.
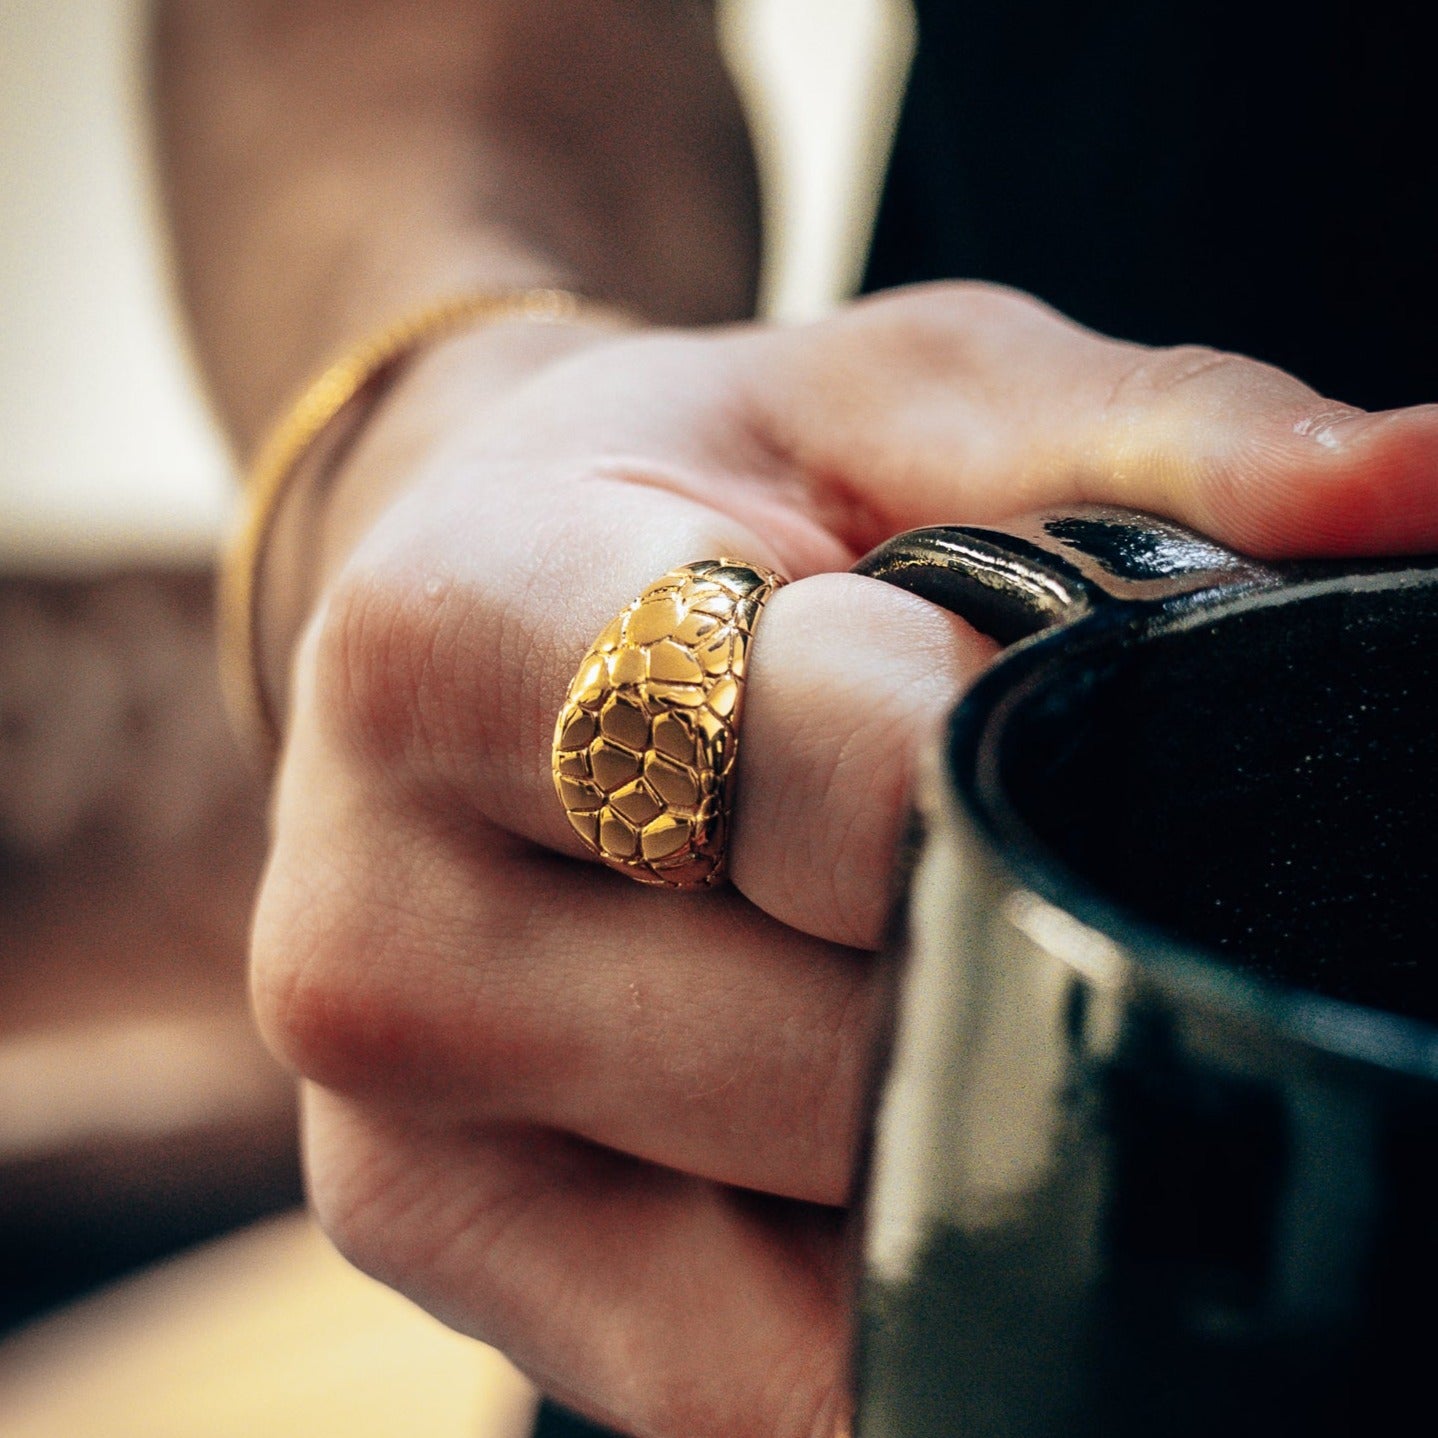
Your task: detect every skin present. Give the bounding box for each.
[153,5,1438,1435]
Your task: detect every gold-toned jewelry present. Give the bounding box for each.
[220,286,627,763]
[552,559,786,889]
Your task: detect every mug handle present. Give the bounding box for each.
[851,505,1277,642]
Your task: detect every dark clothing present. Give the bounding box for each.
[534,1400,623,1437]
[867,0,1435,410]
[537,7,1429,1435]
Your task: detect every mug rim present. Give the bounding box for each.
[946,563,1438,1084]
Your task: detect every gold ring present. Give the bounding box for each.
[552,559,786,889]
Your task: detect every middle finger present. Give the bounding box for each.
[257,780,876,1206]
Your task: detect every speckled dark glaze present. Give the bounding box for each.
[850,508,1438,1437]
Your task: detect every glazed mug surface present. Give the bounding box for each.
[850,508,1438,1437]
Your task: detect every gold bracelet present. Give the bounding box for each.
[219,286,630,764]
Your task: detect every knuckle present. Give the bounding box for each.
[804,282,1070,405]
[853,279,1057,335]
[249,833,426,1094]
[250,828,541,1102]
[309,564,414,765]
[249,857,399,1093]
[1103,343,1253,410]
[310,559,474,778]
[932,278,1059,331]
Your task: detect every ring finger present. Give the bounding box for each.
[309,460,995,950]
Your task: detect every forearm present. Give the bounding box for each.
[150,0,761,453]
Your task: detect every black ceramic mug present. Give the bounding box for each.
[849,508,1438,1438]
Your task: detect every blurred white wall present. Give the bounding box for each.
[0,0,911,573]
[0,0,234,570]
[723,0,913,321]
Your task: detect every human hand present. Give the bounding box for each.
[251,283,1438,1438]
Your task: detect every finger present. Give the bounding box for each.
[310,459,991,950]
[256,749,876,1204]
[731,572,998,948]
[755,281,1438,557]
[303,1089,852,1438]
[312,467,790,846]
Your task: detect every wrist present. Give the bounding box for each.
[229,295,639,762]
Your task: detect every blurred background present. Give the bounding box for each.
[0,0,911,1431]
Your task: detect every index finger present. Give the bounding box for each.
[756,283,1438,558]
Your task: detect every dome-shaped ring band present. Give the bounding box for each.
[551,559,786,889]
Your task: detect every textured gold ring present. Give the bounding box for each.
[552,559,786,889]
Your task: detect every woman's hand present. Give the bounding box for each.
[252,283,1438,1438]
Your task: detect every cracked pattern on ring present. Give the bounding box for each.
[552,559,783,888]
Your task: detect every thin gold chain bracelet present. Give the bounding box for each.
[219,286,631,765]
